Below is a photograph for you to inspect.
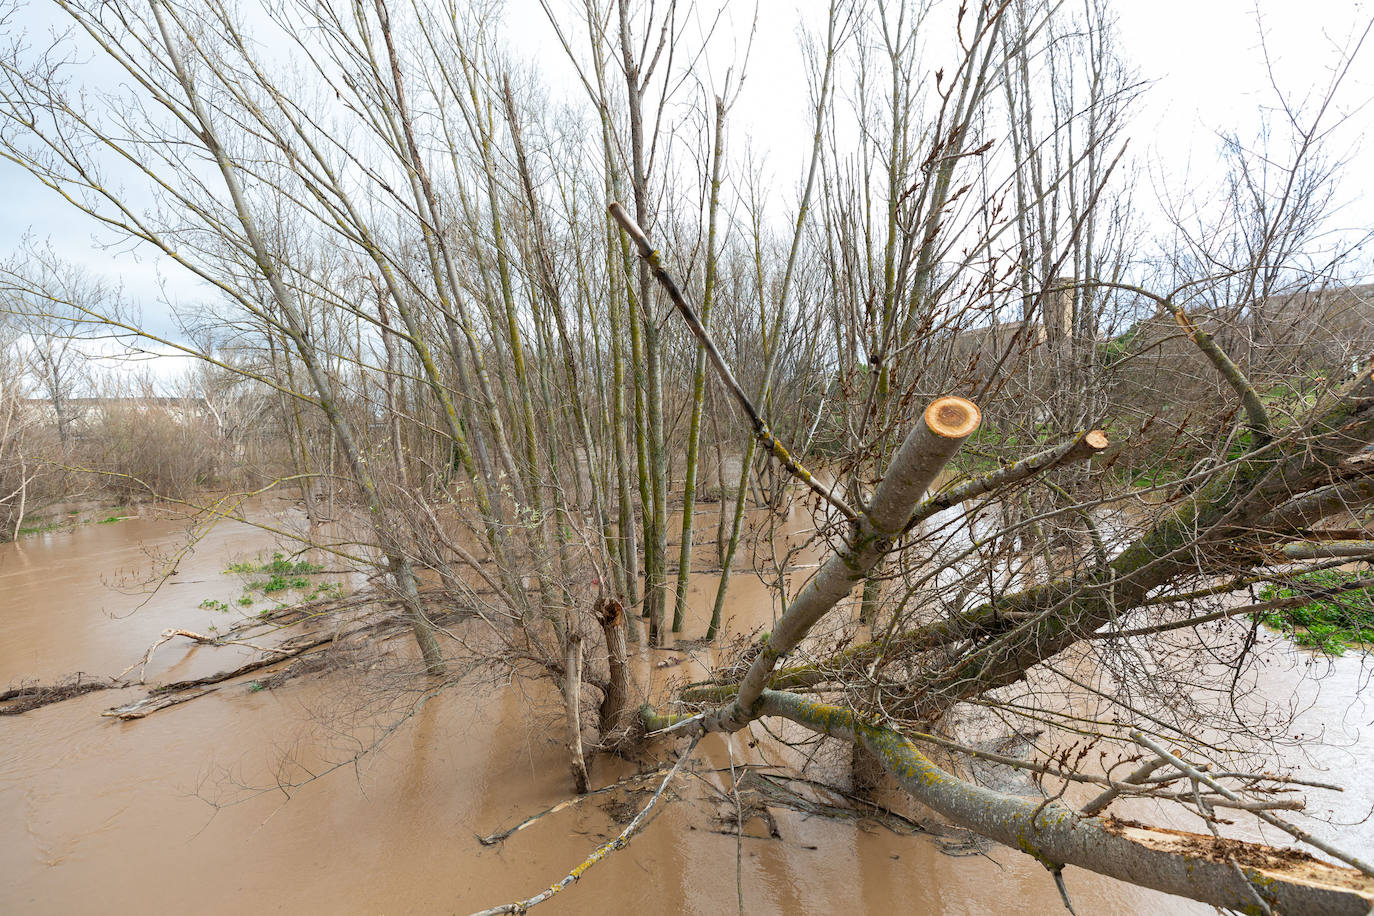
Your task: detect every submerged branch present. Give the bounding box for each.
[475,768,671,846]
[466,736,701,916]
[0,674,114,715]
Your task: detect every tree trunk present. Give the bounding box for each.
[672,96,727,634]
[561,636,590,794]
[596,596,637,748]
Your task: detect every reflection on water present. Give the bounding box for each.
[1223,633,1374,862]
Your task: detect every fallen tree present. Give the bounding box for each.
[609,201,1374,914]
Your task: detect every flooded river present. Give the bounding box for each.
[3,499,1366,914]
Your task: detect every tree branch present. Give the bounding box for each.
[608,200,860,522]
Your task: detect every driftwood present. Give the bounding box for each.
[468,737,701,916]
[103,633,336,719]
[103,601,479,721]
[115,628,293,684]
[0,674,114,715]
[3,585,474,720]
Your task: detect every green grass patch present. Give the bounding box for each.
[17,522,60,536]
[247,573,312,593]
[1256,570,1374,656]
[224,551,324,577]
[220,553,341,605]
[306,582,344,601]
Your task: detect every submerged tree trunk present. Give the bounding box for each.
[616,0,668,645]
[561,636,590,794]
[596,596,637,748]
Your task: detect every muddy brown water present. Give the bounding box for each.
[5,498,1361,914]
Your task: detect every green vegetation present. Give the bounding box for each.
[1097,323,1142,367]
[248,573,311,593]
[243,576,342,598]
[12,505,132,538]
[202,557,343,616]
[17,520,63,536]
[222,551,338,600]
[224,551,324,576]
[98,506,128,524]
[1125,466,1184,489]
[306,582,343,601]
[200,576,339,618]
[1256,570,1374,656]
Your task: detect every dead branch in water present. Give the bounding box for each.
[475,767,671,846]
[1,583,474,719]
[103,601,478,720]
[0,673,114,715]
[103,633,337,719]
[467,736,701,916]
[115,628,294,684]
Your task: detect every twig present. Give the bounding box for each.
[474,768,670,846]
[115,628,292,683]
[1052,867,1078,915]
[466,736,701,916]
[643,710,705,737]
[1080,755,1168,817]
[1132,731,1374,877]
[904,429,1109,534]
[1095,576,1374,640]
[729,738,746,916]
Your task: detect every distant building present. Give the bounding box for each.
[20,396,211,436]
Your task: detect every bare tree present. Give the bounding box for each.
[5,0,1374,913]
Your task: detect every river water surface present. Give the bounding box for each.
[3,500,1367,914]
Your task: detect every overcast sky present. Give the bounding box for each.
[3,0,1372,384]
